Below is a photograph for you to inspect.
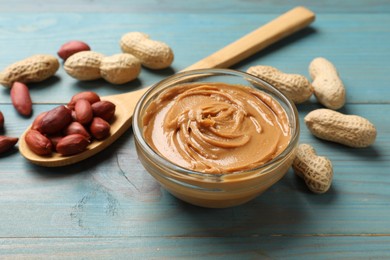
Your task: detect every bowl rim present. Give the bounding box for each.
[132,68,300,179]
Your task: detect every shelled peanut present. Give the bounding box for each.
[10,82,33,117]
[25,91,116,156]
[57,40,91,61]
[0,112,19,154]
[0,111,4,129]
[0,136,19,154]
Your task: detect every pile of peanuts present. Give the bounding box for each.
[25,91,115,156]
[247,58,377,194]
[62,32,174,84]
[0,32,174,156]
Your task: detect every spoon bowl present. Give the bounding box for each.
[18,6,315,166]
[19,88,147,166]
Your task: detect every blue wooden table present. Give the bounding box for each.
[1,1,389,258]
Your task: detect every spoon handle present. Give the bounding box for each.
[184,6,315,71]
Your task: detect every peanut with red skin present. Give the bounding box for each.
[47,134,63,152]
[91,101,116,122]
[63,122,91,139]
[10,82,32,116]
[0,111,4,129]
[26,91,116,157]
[39,106,72,135]
[56,134,90,156]
[57,40,91,61]
[0,136,18,154]
[90,117,110,140]
[25,130,52,155]
[74,99,93,125]
[67,91,100,110]
[31,111,48,131]
[71,110,77,121]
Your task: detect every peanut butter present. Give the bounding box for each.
[142,83,291,174]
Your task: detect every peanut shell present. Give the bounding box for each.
[293,144,333,194]
[247,65,313,104]
[64,51,104,80]
[100,53,141,84]
[305,109,377,148]
[0,54,59,87]
[120,32,174,69]
[309,57,346,109]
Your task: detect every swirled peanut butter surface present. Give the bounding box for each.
[142,83,291,173]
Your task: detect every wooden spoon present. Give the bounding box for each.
[19,6,315,167]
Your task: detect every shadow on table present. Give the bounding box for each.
[169,169,338,249]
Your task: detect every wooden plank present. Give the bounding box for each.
[0,103,388,237]
[1,236,390,259]
[0,0,389,14]
[0,13,389,104]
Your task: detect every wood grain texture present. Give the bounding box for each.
[2,237,390,259]
[0,0,389,13]
[0,0,389,258]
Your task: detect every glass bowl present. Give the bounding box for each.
[132,69,299,208]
